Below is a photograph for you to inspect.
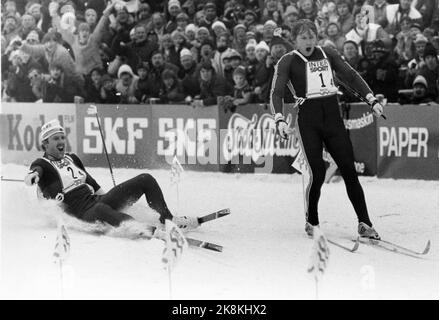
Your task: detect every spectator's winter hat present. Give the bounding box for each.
[244,9,258,20]
[423,42,438,60]
[414,34,428,44]
[255,40,270,52]
[176,12,189,21]
[223,48,242,61]
[246,31,256,40]
[246,39,257,50]
[283,5,299,18]
[27,3,41,14]
[234,24,246,33]
[204,2,217,10]
[40,119,65,142]
[270,28,292,51]
[196,26,210,37]
[162,69,177,80]
[233,65,246,77]
[185,24,198,34]
[413,75,428,88]
[263,20,277,30]
[101,74,114,84]
[168,0,181,10]
[180,48,193,58]
[78,22,91,33]
[200,61,214,71]
[371,40,388,53]
[212,21,227,31]
[26,30,40,42]
[118,64,135,78]
[42,31,61,43]
[60,12,76,31]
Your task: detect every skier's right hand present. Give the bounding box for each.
[274,113,292,140]
[24,170,39,186]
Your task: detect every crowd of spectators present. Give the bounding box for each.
[2,0,439,108]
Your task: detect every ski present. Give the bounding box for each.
[186,237,223,252]
[197,208,231,225]
[328,237,360,252]
[354,238,431,258]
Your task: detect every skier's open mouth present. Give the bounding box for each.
[306,47,312,53]
[57,146,65,152]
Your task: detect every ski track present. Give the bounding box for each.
[1,164,439,299]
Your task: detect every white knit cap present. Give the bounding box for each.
[246,39,257,50]
[180,48,192,58]
[255,40,270,52]
[117,64,135,78]
[168,0,181,9]
[212,21,226,30]
[40,119,65,142]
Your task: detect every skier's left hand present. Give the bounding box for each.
[371,101,384,117]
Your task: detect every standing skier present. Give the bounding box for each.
[270,20,383,239]
[24,119,199,237]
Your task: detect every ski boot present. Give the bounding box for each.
[358,222,381,240]
[172,215,200,230]
[305,222,319,238]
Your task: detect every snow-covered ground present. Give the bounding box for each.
[1,163,439,300]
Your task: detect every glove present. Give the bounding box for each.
[24,170,39,186]
[274,113,291,140]
[366,93,384,118]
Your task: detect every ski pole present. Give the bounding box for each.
[87,105,116,187]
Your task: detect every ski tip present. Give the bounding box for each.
[351,237,360,252]
[422,240,431,255]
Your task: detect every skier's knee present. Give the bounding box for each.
[137,173,155,184]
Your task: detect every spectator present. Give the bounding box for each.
[244,9,259,31]
[99,74,119,104]
[298,0,319,22]
[168,29,189,68]
[212,33,231,78]
[134,63,151,103]
[18,14,42,41]
[321,22,346,52]
[404,33,429,87]
[417,42,439,99]
[231,65,252,109]
[262,20,277,44]
[399,75,434,104]
[192,62,232,107]
[199,39,215,64]
[368,40,400,101]
[2,14,20,44]
[178,48,200,98]
[115,64,139,104]
[185,24,198,46]
[336,0,355,36]
[212,21,228,39]
[84,67,104,103]
[202,2,219,28]
[373,0,389,28]
[6,49,42,102]
[25,30,41,45]
[137,3,152,28]
[232,24,248,58]
[261,0,283,26]
[342,40,362,70]
[176,12,190,31]
[18,30,84,87]
[53,1,113,77]
[283,6,300,32]
[244,39,258,85]
[253,40,271,102]
[385,0,423,35]
[84,8,98,31]
[146,51,179,98]
[26,2,51,33]
[159,69,185,103]
[394,16,415,62]
[222,48,243,87]
[124,24,160,73]
[44,63,85,103]
[150,12,166,41]
[345,7,391,57]
[165,0,182,34]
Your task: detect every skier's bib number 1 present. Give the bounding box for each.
[306,58,338,98]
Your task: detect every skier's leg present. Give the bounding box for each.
[98,173,174,223]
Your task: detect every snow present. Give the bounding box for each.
[1,163,439,300]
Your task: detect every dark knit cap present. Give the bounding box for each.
[423,42,438,60]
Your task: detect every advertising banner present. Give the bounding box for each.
[377,104,439,180]
[75,104,153,168]
[150,104,220,171]
[0,103,76,166]
[344,103,377,176]
[219,103,300,173]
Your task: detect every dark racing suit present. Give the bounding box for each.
[270,46,374,226]
[30,153,173,226]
